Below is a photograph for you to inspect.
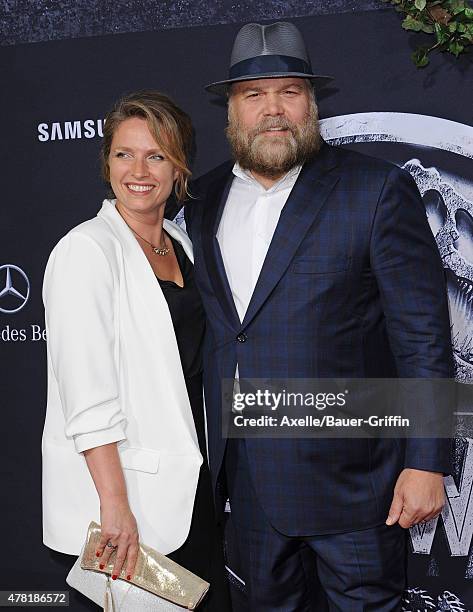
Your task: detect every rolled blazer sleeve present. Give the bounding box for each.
[370,166,454,474]
[43,231,127,453]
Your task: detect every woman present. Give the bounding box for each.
[42,90,230,610]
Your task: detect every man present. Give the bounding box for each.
[185,21,453,611]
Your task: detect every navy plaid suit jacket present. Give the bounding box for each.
[185,142,453,535]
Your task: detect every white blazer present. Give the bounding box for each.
[42,199,203,555]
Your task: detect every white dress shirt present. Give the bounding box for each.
[217,163,302,322]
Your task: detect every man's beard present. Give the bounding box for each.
[225,97,321,179]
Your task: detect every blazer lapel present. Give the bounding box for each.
[97,200,200,446]
[163,218,194,263]
[201,171,241,329]
[242,144,341,328]
[97,200,177,326]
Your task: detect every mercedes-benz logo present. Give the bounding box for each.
[0,264,30,314]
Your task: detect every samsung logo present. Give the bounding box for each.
[37,119,105,142]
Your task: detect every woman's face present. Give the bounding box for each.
[108,117,178,216]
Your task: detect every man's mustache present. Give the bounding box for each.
[249,119,296,138]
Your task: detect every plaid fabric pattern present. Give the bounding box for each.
[185,143,453,535]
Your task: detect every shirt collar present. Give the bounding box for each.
[232,162,302,193]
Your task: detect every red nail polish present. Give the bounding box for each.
[112,575,117,580]
[127,575,131,581]
[96,552,101,557]
[99,564,105,570]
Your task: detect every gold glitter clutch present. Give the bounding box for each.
[67,521,210,610]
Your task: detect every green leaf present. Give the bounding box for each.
[412,47,430,66]
[449,40,465,54]
[421,22,435,32]
[403,14,425,30]
[449,0,467,15]
[435,22,450,42]
[388,0,473,67]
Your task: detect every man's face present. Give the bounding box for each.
[226,77,320,179]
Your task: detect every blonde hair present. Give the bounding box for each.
[101,90,193,201]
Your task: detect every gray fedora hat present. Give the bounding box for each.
[205,21,333,95]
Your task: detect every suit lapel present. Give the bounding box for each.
[97,200,174,324]
[163,218,194,263]
[201,171,241,329]
[97,200,199,445]
[241,144,341,328]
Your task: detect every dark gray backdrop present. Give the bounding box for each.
[1,3,473,610]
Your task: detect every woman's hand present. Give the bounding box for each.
[83,443,139,581]
[96,493,140,581]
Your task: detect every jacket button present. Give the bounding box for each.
[236,333,247,343]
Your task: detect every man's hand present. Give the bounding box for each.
[386,468,445,528]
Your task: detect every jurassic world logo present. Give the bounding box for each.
[403,587,466,611]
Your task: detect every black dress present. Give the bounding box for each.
[157,232,231,612]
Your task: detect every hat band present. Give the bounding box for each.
[229,54,311,80]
